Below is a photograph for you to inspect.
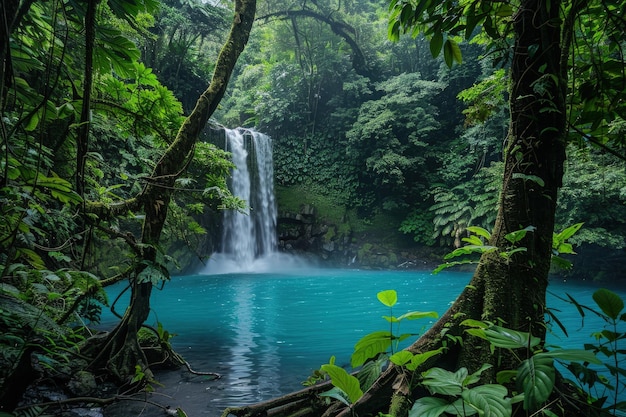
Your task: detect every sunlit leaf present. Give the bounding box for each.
[320,364,363,404]
[352,331,393,367]
[377,289,397,307]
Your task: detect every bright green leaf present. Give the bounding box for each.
[466,325,540,349]
[535,349,601,364]
[352,331,393,367]
[377,289,398,307]
[407,347,444,371]
[396,311,439,321]
[390,350,414,366]
[320,364,363,404]
[421,367,465,396]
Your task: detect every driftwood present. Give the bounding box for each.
[220,380,335,417]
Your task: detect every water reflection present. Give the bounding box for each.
[226,278,281,402]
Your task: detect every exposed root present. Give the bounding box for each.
[221,381,334,417]
[183,360,221,379]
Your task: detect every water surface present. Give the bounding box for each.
[102,269,623,415]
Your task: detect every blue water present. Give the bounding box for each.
[101,269,626,415]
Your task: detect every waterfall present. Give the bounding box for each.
[206,128,283,273]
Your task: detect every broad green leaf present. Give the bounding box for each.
[409,396,454,417]
[95,25,141,78]
[319,386,351,406]
[421,367,465,396]
[466,226,491,240]
[320,364,363,404]
[535,349,601,364]
[466,325,541,349]
[460,319,489,329]
[407,347,445,371]
[357,354,388,391]
[462,235,484,246]
[377,290,398,307]
[517,356,555,411]
[554,222,583,243]
[462,384,511,417]
[504,225,536,244]
[389,350,413,366]
[24,109,41,131]
[555,242,574,254]
[593,288,624,320]
[443,39,462,67]
[396,311,439,321]
[430,32,444,58]
[443,245,497,259]
[352,331,393,367]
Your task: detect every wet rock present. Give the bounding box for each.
[68,370,97,396]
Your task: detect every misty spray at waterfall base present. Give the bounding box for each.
[205,128,306,274]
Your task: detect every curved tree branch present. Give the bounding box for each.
[258,9,371,77]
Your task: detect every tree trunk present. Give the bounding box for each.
[91,0,257,383]
[223,1,568,416]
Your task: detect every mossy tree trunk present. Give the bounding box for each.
[92,0,257,383]
[352,1,567,414]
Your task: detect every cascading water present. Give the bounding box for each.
[221,128,277,261]
[206,128,287,274]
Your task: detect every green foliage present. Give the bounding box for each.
[557,147,626,251]
[457,70,508,126]
[429,162,503,248]
[409,319,601,416]
[313,289,438,405]
[320,363,364,405]
[399,209,436,246]
[412,366,512,417]
[311,286,626,416]
[351,290,438,368]
[434,223,583,274]
[554,288,626,415]
[388,0,512,67]
[346,73,444,211]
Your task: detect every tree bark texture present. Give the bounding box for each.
[223,1,570,416]
[93,0,257,383]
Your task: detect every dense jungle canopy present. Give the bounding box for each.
[1,0,626,416]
